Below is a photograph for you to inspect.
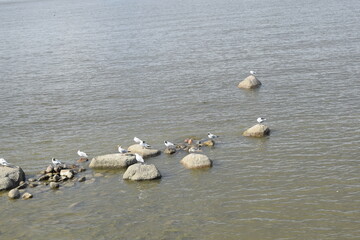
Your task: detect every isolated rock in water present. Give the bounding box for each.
[238,75,262,89]
[0,166,26,191]
[243,124,270,137]
[127,144,161,158]
[89,154,137,169]
[180,153,212,169]
[123,163,161,181]
[8,188,21,199]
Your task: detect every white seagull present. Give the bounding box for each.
[250,70,256,75]
[0,158,9,166]
[164,141,175,148]
[118,145,128,154]
[77,150,88,158]
[257,117,266,124]
[139,140,151,149]
[51,158,62,166]
[135,153,144,164]
[133,137,143,144]
[207,132,219,139]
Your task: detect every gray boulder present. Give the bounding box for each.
[238,75,262,89]
[8,188,21,199]
[123,163,161,181]
[127,144,161,158]
[180,153,212,169]
[0,166,26,191]
[89,153,137,169]
[243,124,270,137]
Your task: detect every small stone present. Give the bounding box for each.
[45,165,54,173]
[17,181,28,189]
[28,178,36,182]
[49,182,60,189]
[201,139,215,147]
[164,147,177,154]
[38,174,50,181]
[22,192,33,199]
[8,189,21,199]
[29,183,38,188]
[78,167,86,172]
[49,174,61,182]
[78,176,86,182]
[94,173,104,177]
[77,157,89,163]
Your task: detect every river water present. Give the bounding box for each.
[0,0,359,239]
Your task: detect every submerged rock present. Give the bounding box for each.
[238,75,262,89]
[89,153,137,169]
[22,192,33,199]
[243,124,270,137]
[123,163,161,181]
[127,144,161,158]
[180,153,212,169]
[0,166,26,191]
[8,188,21,199]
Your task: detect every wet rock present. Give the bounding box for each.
[17,181,28,189]
[164,147,177,154]
[8,188,21,199]
[201,139,215,147]
[238,75,262,89]
[180,153,213,169]
[127,144,161,158]
[29,183,38,188]
[243,124,270,137]
[123,163,161,181]
[60,169,74,178]
[38,174,50,181]
[89,153,137,169]
[78,176,86,182]
[94,173,104,177]
[49,182,60,189]
[49,174,60,182]
[78,167,86,172]
[22,192,33,199]
[0,166,26,191]
[28,178,36,182]
[45,165,54,173]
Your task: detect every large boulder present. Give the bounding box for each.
[127,144,161,158]
[89,154,137,169]
[243,124,270,137]
[180,153,212,169]
[122,163,161,181]
[0,166,26,191]
[238,75,262,89]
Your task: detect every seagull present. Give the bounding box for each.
[207,132,219,139]
[133,137,143,144]
[118,145,128,154]
[164,141,175,148]
[135,153,144,164]
[0,158,9,166]
[188,146,202,153]
[139,140,151,149]
[77,150,88,158]
[250,70,256,75]
[257,117,266,124]
[51,158,62,166]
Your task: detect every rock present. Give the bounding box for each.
[127,144,161,158]
[38,174,50,181]
[8,188,21,199]
[243,124,270,137]
[60,169,74,179]
[164,147,177,154]
[78,167,86,172]
[78,176,86,182]
[238,75,262,89]
[29,183,38,188]
[49,182,60,189]
[45,165,54,173]
[201,139,215,147]
[28,178,36,182]
[0,166,26,191]
[180,153,212,169]
[17,181,28,189]
[22,192,33,199]
[123,163,161,181]
[77,157,88,163]
[89,153,137,169]
[49,174,60,182]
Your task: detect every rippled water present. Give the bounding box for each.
[1,0,359,239]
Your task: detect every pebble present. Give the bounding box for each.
[49,182,60,189]
[78,176,86,182]
[8,189,21,199]
[22,192,33,199]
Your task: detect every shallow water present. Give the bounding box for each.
[0,0,359,239]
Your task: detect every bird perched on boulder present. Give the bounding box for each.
[250,70,256,75]
[77,150,88,158]
[118,145,129,154]
[135,153,144,164]
[257,117,266,124]
[207,132,219,139]
[51,158,62,166]
[0,158,9,166]
[164,141,175,148]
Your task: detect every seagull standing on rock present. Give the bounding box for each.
[51,158,62,166]
[0,158,9,166]
[164,141,175,148]
[139,140,151,149]
[118,145,128,154]
[77,150,88,158]
[250,70,256,75]
[207,132,219,139]
[257,117,266,124]
[135,153,144,164]
[133,137,143,144]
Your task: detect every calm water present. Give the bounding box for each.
[1,0,359,239]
